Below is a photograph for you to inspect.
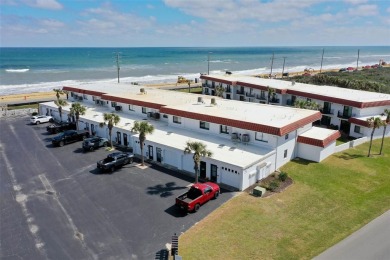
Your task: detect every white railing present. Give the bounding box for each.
[0,108,38,118]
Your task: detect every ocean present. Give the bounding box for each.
[1,46,389,95]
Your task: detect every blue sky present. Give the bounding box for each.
[1,0,389,47]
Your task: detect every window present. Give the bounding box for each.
[111,102,117,107]
[354,125,361,134]
[163,114,168,118]
[285,133,289,140]
[83,94,87,100]
[200,121,210,130]
[255,132,268,142]
[220,125,229,134]
[142,107,147,114]
[173,116,181,124]
[128,104,134,111]
[284,149,288,158]
[92,96,96,101]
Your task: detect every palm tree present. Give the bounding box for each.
[131,121,155,166]
[184,141,213,183]
[100,113,121,148]
[53,88,68,122]
[69,103,86,130]
[215,83,224,98]
[267,87,276,104]
[379,109,390,155]
[366,117,384,157]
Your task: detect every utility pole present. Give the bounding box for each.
[320,48,325,73]
[282,57,286,78]
[270,52,275,78]
[356,49,360,70]
[116,52,121,83]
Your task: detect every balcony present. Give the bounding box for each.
[269,98,280,104]
[236,90,245,95]
[256,94,267,101]
[337,110,354,119]
[225,88,232,93]
[245,92,255,97]
[320,108,334,115]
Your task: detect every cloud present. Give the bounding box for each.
[23,0,63,10]
[344,0,368,5]
[348,4,378,16]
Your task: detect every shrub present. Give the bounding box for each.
[32,112,38,116]
[268,180,279,192]
[278,172,288,182]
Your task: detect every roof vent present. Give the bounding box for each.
[211,98,216,105]
[140,88,146,94]
[291,81,295,86]
[197,97,204,103]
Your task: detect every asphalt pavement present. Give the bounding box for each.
[315,210,390,260]
[0,116,237,260]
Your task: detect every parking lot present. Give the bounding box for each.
[0,117,237,260]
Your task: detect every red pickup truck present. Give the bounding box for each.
[175,182,220,212]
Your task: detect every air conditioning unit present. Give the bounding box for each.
[147,112,153,118]
[115,106,122,111]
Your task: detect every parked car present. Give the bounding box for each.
[175,182,220,213]
[30,115,53,125]
[51,130,90,147]
[97,152,134,172]
[46,121,77,134]
[82,136,109,151]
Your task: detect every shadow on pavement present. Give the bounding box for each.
[147,182,187,197]
[164,205,187,218]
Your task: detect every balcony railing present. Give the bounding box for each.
[320,108,334,115]
[337,110,354,119]
[236,90,245,95]
[245,92,255,97]
[225,88,232,93]
[256,94,267,101]
[269,98,280,104]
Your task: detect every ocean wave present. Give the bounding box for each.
[5,69,30,73]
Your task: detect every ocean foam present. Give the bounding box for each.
[5,69,30,73]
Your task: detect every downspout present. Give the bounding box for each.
[293,129,298,158]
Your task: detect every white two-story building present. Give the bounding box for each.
[200,74,390,140]
[39,82,341,191]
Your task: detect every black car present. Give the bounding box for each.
[82,136,109,151]
[97,152,134,172]
[52,130,90,147]
[47,121,76,134]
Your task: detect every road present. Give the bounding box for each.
[315,210,390,260]
[0,117,236,259]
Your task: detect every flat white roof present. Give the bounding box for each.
[163,98,319,128]
[205,74,390,103]
[47,101,274,168]
[299,126,339,140]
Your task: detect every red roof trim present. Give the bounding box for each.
[102,95,164,110]
[235,82,287,94]
[159,107,321,136]
[297,130,341,147]
[349,117,370,127]
[200,75,236,85]
[63,86,105,97]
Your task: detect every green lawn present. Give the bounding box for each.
[179,138,390,259]
[7,103,39,110]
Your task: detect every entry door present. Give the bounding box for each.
[156,148,162,162]
[148,145,154,160]
[116,132,121,145]
[123,133,128,146]
[199,161,206,179]
[210,164,218,182]
[91,124,95,135]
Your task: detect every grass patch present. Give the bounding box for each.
[179,138,390,259]
[175,87,203,94]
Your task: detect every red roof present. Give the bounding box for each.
[63,86,106,97]
[101,94,164,110]
[160,107,322,136]
[297,130,341,147]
